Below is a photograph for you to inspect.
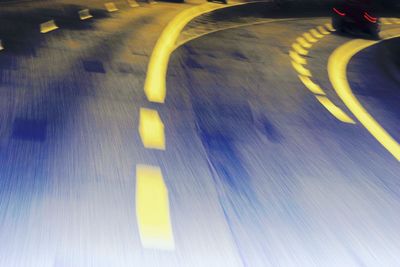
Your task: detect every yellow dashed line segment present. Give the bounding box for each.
[291,61,311,77]
[303,32,318,43]
[292,43,309,55]
[298,75,325,95]
[310,28,324,39]
[79,9,93,20]
[105,2,118,12]
[40,20,58,33]
[316,96,356,124]
[296,37,312,48]
[136,165,174,250]
[139,108,166,150]
[289,50,307,65]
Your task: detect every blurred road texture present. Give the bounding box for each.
[0,0,400,266]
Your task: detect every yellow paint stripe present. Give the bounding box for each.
[325,23,335,32]
[316,96,355,124]
[136,165,174,250]
[139,108,165,150]
[328,29,400,160]
[105,2,118,12]
[303,32,318,43]
[40,20,58,33]
[381,18,392,25]
[317,25,330,35]
[145,2,246,103]
[310,29,324,39]
[298,75,325,95]
[79,9,93,20]
[128,0,140,7]
[289,50,307,65]
[291,61,311,77]
[296,37,312,48]
[292,43,308,56]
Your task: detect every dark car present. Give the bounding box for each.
[332,0,381,38]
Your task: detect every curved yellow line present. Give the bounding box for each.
[328,29,400,161]
[144,1,247,103]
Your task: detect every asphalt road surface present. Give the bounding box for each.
[0,1,399,266]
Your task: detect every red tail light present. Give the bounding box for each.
[333,7,346,16]
[364,12,377,23]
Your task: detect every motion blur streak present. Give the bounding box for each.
[136,165,174,250]
[329,29,400,160]
[291,60,311,77]
[139,108,165,150]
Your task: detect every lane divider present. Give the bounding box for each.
[79,9,93,20]
[105,2,119,12]
[139,108,166,150]
[136,165,174,250]
[138,1,246,251]
[290,23,356,124]
[328,28,400,161]
[40,20,58,33]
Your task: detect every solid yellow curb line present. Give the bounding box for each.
[328,29,400,160]
[136,165,174,250]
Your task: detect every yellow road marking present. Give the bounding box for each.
[298,75,325,95]
[316,96,355,124]
[328,29,400,160]
[79,9,93,20]
[40,20,58,33]
[292,43,308,56]
[303,32,318,43]
[105,2,118,12]
[296,37,312,48]
[325,23,335,32]
[139,108,165,150]
[289,50,307,65]
[317,25,330,35]
[145,2,246,103]
[310,29,324,39]
[128,0,140,7]
[291,61,311,77]
[136,165,174,250]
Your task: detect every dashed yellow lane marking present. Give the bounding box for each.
[105,2,118,12]
[290,23,354,124]
[292,43,309,56]
[79,9,93,20]
[310,28,324,39]
[40,20,58,33]
[136,165,174,250]
[296,36,312,48]
[325,23,335,32]
[317,25,330,35]
[289,50,307,65]
[139,108,166,150]
[291,61,311,77]
[316,96,356,124]
[328,28,400,160]
[298,75,325,95]
[128,0,140,7]
[303,32,318,43]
